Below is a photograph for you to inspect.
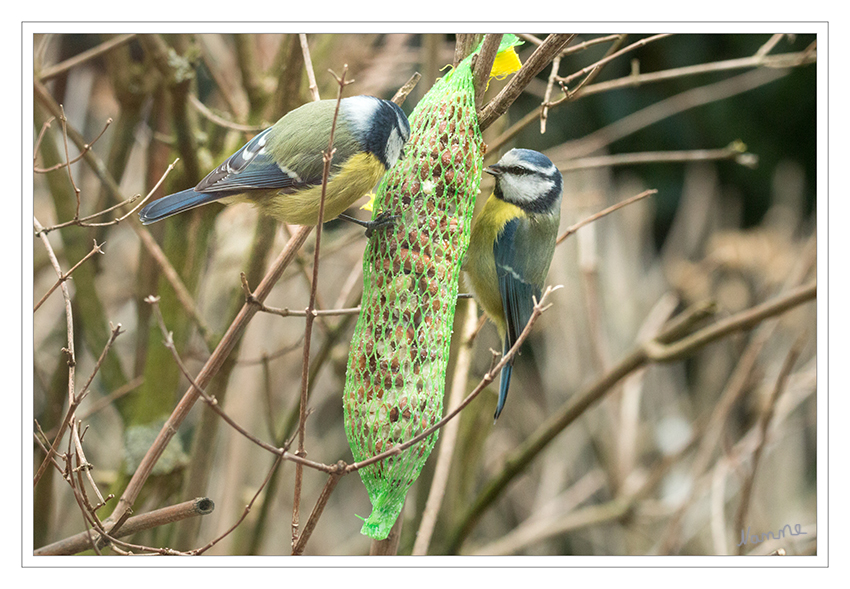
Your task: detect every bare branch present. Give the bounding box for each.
[33,239,104,312]
[38,34,137,82]
[299,34,321,102]
[557,189,657,245]
[446,281,816,552]
[34,117,112,174]
[292,64,349,551]
[478,34,575,131]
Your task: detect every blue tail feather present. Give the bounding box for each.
[138,189,222,225]
[494,361,513,421]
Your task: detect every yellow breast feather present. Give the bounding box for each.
[260,152,385,226]
[465,194,525,336]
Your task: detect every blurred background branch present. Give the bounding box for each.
[32,31,818,557]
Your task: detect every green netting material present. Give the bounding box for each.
[342,43,502,540]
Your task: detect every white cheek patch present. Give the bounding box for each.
[500,174,554,205]
[385,129,405,168]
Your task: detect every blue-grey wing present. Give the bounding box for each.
[494,217,543,351]
[193,127,306,195]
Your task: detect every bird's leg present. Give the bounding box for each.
[338,211,399,237]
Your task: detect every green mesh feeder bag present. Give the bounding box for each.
[343,35,521,540]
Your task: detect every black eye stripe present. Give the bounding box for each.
[501,165,534,176]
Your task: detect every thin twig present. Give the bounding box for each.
[556,189,657,245]
[558,144,758,173]
[104,224,314,536]
[57,105,82,220]
[38,34,137,82]
[33,239,104,312]
[540,54,561,134]
[292,65,351,550]
[412,299,479,555]
[33,80,212,342]
[34,117,112,173]
[558,34,673,87]
[291,462,347,555]
[43,377,144,439]
[347,286,562,475]
[445,282,816,552]
[33,116,56,162]
[560,34,626,57]
[32,216,76,487]
[189,93,266,133]
[488,46,814,156]
[145,296,333,472]
[734,334,805,554]
[478,34,575,131]
[37,158,180,234]
[575,46,817,103]
[299,34,321,102]
[192,456,282,555]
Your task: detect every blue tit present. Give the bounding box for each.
[139,96,410,230]
[464,148,563,420]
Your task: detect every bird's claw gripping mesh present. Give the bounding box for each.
[342,44,498,540]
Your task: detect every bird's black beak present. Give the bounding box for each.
[485,164,504,177]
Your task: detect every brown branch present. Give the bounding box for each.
[734,334,805,554]
[488,45,814,156]
[445,281,816,553]
[145,295,337,476]
[540,54,561,134]
[43,377,144,440]
[558,34,673,87]
[391,72,421,105]
[291,462,347,555]
[556,189,657,245]
[561,34,626,57]
[189,93,266,133]
[557,67,790,162]
[572,48,817,102]
[34,320,123,487]
[35,497,214,556]
[33,79,211,341]
[192,457,281,555]
[32,215,76,487]
[33,116,55,162]
[299,34,321,102]
[104,223,314,536]
[37,158,180,234]
[412,299,480,555]
[478,34,575,131]
[292,65,351,550]
[33,239,104,312]
[453,34,483,67]
[346,285,562,475]
[558,144,758,173]
[134,224,213,344]
[38,34,138,82]
[34,117,112,173]
[644,282,816,362]
[57,105,82,219]
[472,34,503,108]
